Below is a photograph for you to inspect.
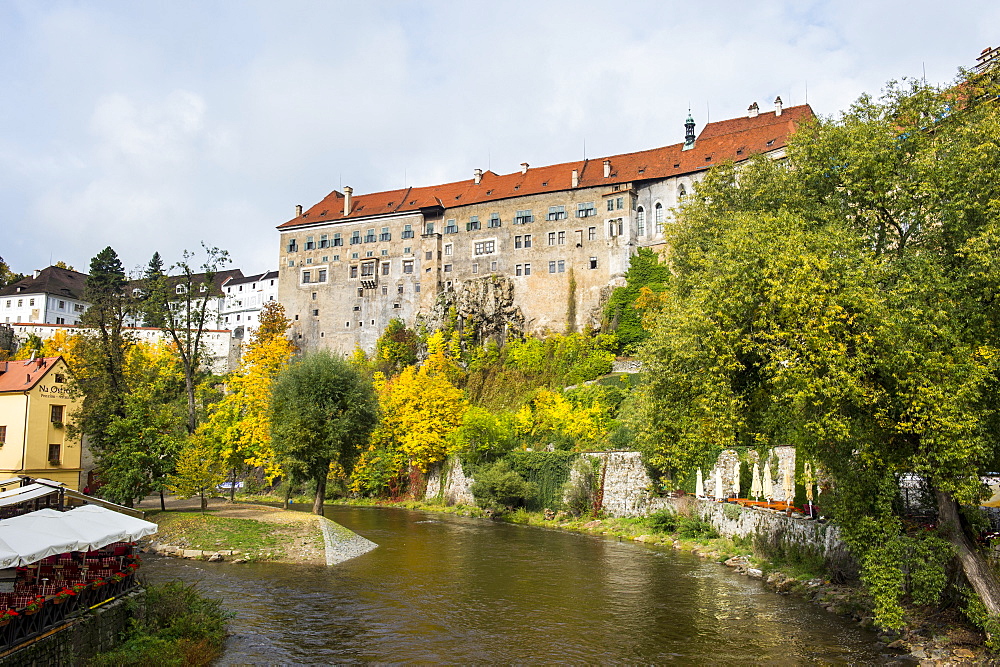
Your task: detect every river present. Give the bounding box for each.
[142,505,885,663]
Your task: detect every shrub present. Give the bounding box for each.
[562,457,599,517]
[470,459,538,513]
[648,509,678,534]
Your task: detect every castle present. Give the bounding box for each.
[277,99,813,353]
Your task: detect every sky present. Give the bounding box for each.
[1,1,996,277]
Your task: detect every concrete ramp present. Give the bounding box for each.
[318,515,377,565]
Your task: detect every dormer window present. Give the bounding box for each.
[175,284,187,295]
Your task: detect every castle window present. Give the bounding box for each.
[398,284,404,294]
[588,226,596,240]
[350,266,358,279]
[549,261,556,273]
[514,210,534,224]
[558,260,565,273]
[318,269,327,282]
[590,257,598,269]
[312,309,319,316]
[415,283,421,293]
[488,213,501,228]
[515,235,523,249]
[364,229,376,243]
[382,286,388,295]
[361,262,376,277]
[655,203,664,233]
[637,207,646,236]
[444,219,458,234]
[557,231,566,245]
[358,287,364,296]
[472,263,479,274]
[515,264,523,276]
[350,231,361,245]
[306,236,315,250]
[445,244,454,256]
[467,216,481,232]
[491,261,497,271]
[607,200,614,212]
[287,238,298,252]
[524,263,531,275]
[379,227,391,242]
[444,264,452,273]
[547,205,567,221]
[474,240,495,256]
[678,184,687,200]
[302,270,311,284]
[403,260,414,274]
[334,233,343,246]
[523,234,532,248]
[402,224,415,239]
[320,234,329,248]
[382,262,390,276]
[548,232,556,245]
[577,202,596,217]
[425,222,435,234]
[616,197,624,210]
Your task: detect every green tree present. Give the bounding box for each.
[374,318,419,374]
[270,350,379,514]
[637,70,1000,630]
[603,248,670,353]
[168,434,226,511]
[0,256,25,288]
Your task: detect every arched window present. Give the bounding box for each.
[636,206,646,236]
[654,202,664,233]
[678,184,687,201]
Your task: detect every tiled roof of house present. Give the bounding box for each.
[0,356,62,393]
[0,267,88,300]
[279,104,814,230]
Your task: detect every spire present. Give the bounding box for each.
[683,110,696,150]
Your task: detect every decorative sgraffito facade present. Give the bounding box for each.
[278,101,813,354]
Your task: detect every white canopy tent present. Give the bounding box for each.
[0,505,157,568]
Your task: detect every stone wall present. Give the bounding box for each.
[425,458,476,506]
[1,590,144,666]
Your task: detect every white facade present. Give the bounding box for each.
[10,323,236,374]
[219,271,279,340]
[0,267,90,326]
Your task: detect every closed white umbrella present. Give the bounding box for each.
[783,463,794,504]
[715,467,724,500]
[751,463,762,500]
[695,468,705,497]
[763,460,774,502]
[732,460,741,498]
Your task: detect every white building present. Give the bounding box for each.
[0,266,89,326]
[220,270,279,341]
[9,323,237,374]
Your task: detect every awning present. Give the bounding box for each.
[0,483,60,508]
[0,505,157,567]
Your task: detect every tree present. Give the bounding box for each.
[636,70,1000,631]
[74,247,134,453]
[141,252,167,328]
[144,245,230,433]
[199,301,295,491]
[374,318,419,374]
[270,350,379,514]
[168,434,226,511]
[0,256,25,288]
[603,248,670,353]
[53,261,76,271]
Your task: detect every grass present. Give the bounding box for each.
[152,512,287,561]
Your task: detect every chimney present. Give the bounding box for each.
[774,96,783,116]
[474,168,482,185]
[603,160,611,178]
[571,169,579,188]
[295,204,303,217]
[343,186,353,217]
[748,102,759,118]
[33,269,41,279]
[520,162,529,175]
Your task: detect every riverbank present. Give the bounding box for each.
[139,495,376,566]
[327,497,991,664]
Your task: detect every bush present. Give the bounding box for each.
[89,581,229,667]
[648,509,678,533]
[470,459,538,513]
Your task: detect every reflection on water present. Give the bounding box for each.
[142,506,884,663]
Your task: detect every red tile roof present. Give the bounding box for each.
[279,104,814,230]
[0,356,62,393]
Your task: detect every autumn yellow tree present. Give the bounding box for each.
[513,388,610,450]
[199,302,296,487]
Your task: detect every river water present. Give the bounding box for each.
[142,505,885,664]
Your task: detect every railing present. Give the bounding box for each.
[0,572,138,650]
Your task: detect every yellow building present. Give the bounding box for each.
[0,356,82,489]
